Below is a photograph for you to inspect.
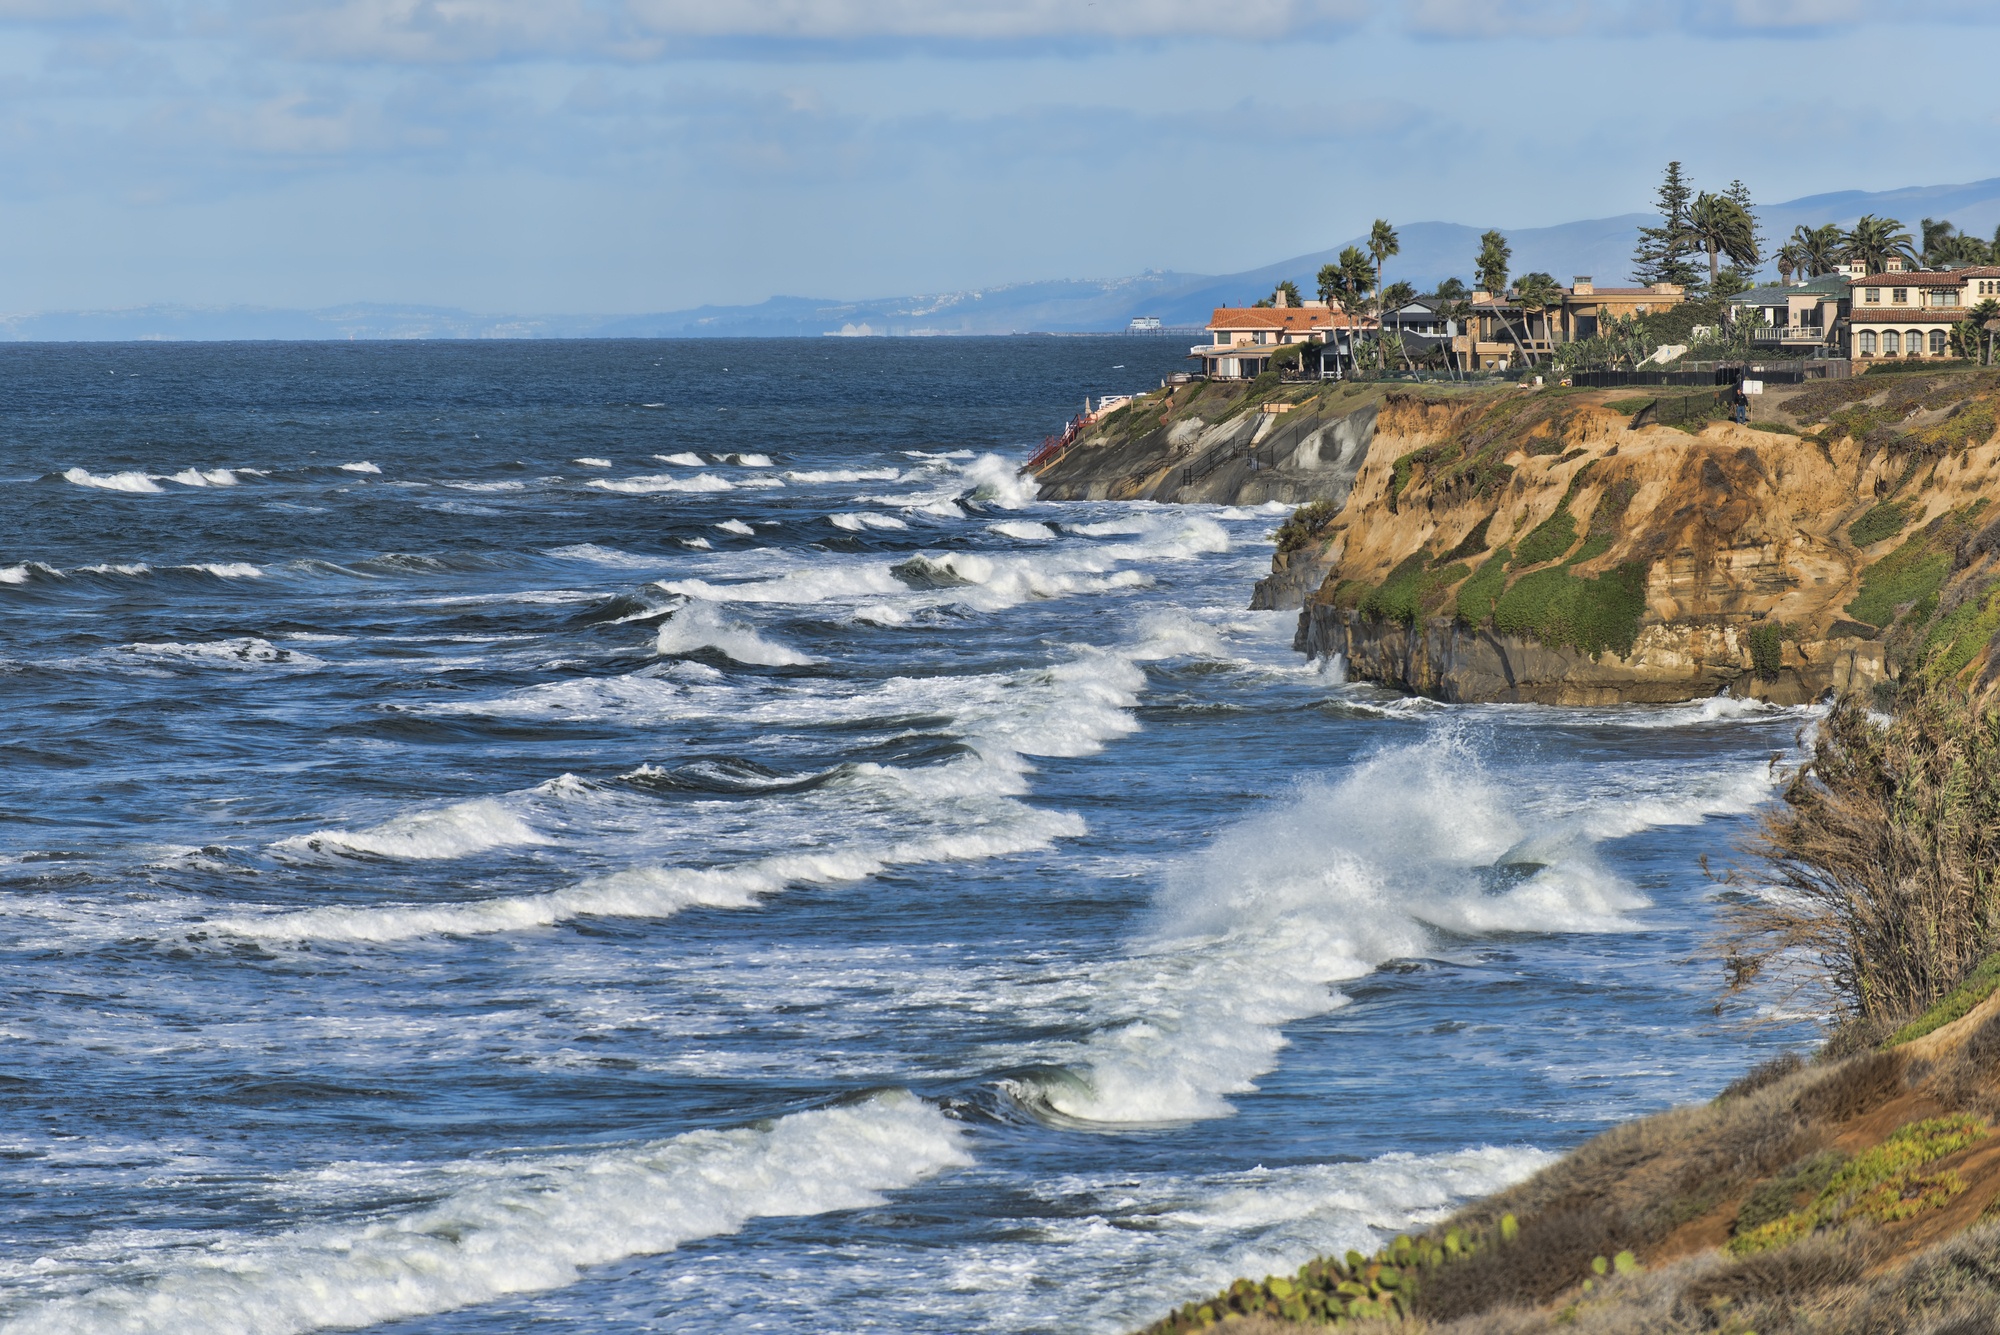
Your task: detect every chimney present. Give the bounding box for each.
[1571,276,1594,295]
[1274,288,1290,308]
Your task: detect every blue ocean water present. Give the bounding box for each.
[0,338,1807,1334]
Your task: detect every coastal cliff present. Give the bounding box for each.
[1280,370,2000,704]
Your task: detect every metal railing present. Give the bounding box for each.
[1022,413,1087,473]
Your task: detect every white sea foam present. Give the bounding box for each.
[716,452,773,466]
[853,604,909,626]
[829,512,908,532]
[785,467,902,484]
[3,1093,967,1335]
[655,601,816,667]
[572,457,612,467]
[588,474,734,495]
[275,797,551,862]
[716,519,756,536]
[1027,731,1652,1124]
[231,619,1211,945]
[122,639,323,670]
[0,562,63,584]
[176,563,264,579]
[682,536,713,549]
[881,1145,1556,1334]
[991,521,1057,541]
[544,543,659,568]
[78,563,152,576]
[167,468,240,487]
[62,467,162,494]
[337,461,381,474]
[650,452,704,467]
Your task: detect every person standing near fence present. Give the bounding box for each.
[1731,376,1749,425]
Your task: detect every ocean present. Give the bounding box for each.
[0,337,1808,1334]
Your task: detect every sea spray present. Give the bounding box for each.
[1025,728,1651,1124]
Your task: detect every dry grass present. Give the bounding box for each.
[1722,692,2000,1026]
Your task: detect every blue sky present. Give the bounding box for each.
[1,1,1995,314]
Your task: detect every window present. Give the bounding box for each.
[1883,330,1900,354]
[1865,287,1881,304]
[1931,329,1949,354]
[1892,287,1908,305]
[1214,332,1229,345]
[1933,290,1959,308]
[1858,330,1877,354]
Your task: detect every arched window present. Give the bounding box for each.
[1930,329,1948,354]
[1858,330,1877,355]
[1906,330,1923,356]
[1883,330,1900,355]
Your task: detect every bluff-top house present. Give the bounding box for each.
[1847,264,2000,359]
[1193,292,1367,379]
[1724,273,1850,355]
[1461,278,1686,370]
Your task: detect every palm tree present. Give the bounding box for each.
[1775,242,1806,286]
[1432,278,1471,379]
[1792,224,1844,277]
[1687,192,1758,288]
[1378,280,1416,372]
[1367,220,1400,369]
[1842,215,1919,274]
[1320,246,1375,377]
[1972,299,2000,367]
[1474,231,1523,368]
[1512,272,1564,365]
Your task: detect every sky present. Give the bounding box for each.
[1,0,1997,315]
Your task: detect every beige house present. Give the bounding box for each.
[1459,279,1686,370]
[1848,267,2000,359]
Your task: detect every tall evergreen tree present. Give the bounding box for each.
[1724,178,1765,273]
[1631,161,1700,288]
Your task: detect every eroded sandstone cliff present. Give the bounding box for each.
[1281,371,2000,704]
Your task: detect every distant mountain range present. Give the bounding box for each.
[7,177,1998,341]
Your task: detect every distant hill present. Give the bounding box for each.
[6,177,1997,341]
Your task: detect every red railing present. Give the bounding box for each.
[1022,413,1088,473]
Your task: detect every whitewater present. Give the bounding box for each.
[0,338,1811,1334]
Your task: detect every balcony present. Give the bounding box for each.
[1752,326,1831,345]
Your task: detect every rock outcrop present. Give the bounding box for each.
[1030,380,1380,510]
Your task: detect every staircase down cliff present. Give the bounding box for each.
[1270,370,2000,705]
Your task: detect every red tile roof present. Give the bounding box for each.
[1850,268,2000,287]
[1850,307,1972,323]
[1207,307,1327,332]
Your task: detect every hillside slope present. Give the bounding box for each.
[1140,966,2000,1333]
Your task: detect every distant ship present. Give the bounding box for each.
[1127,316,1162,331]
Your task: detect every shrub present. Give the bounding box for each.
[1728,1115,1987,1256]
[1725,692,2000,1024]
[1849,501,1912,547]
[1512,506,1579,566]
[1734,1150,1851,1236]
[1359,555,1469,625]
[1749,621,1791,679]
[1273,499,1340,556]
[1915,578,2000,685]
[1491,563,1647,656]
[1888,951,2000,1046]
[1456,550,1511,625]
[1846,529,1952,628]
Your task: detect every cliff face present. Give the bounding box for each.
[1280,371,2000,705]
[1029,380,1385,510]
